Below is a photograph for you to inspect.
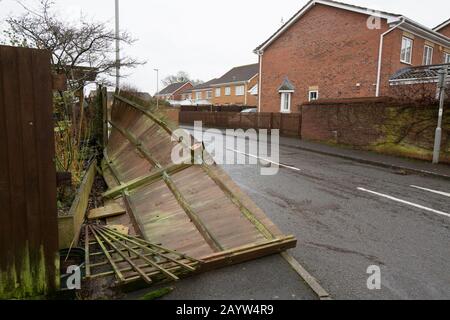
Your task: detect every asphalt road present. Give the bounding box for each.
[176,127,450,300]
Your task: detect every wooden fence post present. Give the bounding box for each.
[101,86,109,148]
[270,113,273,131]
[298,107,302,139]
[280,113,284,135]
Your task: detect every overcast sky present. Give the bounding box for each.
[1,0,449,94]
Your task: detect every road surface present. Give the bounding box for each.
[179,127,450,300]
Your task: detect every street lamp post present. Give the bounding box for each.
[433,66,448,164]
[115,0,120,89]
[154,68,159,109]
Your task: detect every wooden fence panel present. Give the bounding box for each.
[0,45,58,299]
[179,111,302,138]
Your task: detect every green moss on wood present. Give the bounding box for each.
[140,287,174,300]
[0,244,59,300]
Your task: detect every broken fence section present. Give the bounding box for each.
[84,224,201,285]
[98,91,296,286]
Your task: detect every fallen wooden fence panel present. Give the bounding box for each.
[99,92,297,285]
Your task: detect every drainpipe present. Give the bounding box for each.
[257,50,264,112]
[376,19,406,97]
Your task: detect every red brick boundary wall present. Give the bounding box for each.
[300,97,450,163]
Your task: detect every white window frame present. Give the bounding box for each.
[215,88,221,97]
[400,37,413,64]
[423,45,433,65]
[308,90,319,102]
[225,87,231,96]
[280,92,292,113]
[444,52,450,64]
[195,91,202,100]
[206,91,212,99]
[235,85,245,96]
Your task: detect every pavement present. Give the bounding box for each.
[278,136,450,180]
[128,255,318,300]
[168,126,450,300]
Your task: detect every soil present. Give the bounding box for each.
[87,175,108,212]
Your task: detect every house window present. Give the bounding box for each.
[195,92,202,100]
[309,90,319,101]
[235,85,245,96]
[206,91,212,99]
[423,45,433,65]
[188,94,192,100]
[215,88,221,97]
[280,92,291,113]
[400,37,413,64]
[225,87,231,96]
[445,53,450,64]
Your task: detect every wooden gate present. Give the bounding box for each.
[0,45,59,299]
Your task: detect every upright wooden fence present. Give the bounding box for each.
[180,111,302,137]
[0,45,59,299]
[180,105,256,113]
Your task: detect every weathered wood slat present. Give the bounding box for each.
[96,227,179,281]
[94,227,154,284]
[102,164,191,199]
[100,226,196,272]
[114,94,174,136]
[58,160,97,249]
[88,225,126,283]
[201,164,276,240]
[162,172,224,252]
[88,204,126,221]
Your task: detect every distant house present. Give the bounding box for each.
[155,82,193,101]
[187,79,220,105]
[210,64,259,106]
[255,0,450,113]
[176,79,217,106]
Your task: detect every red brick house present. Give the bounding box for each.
[254,0,450,113]
[434,18,450,38]
[155,81,193,101]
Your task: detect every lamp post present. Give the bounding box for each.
[433,66,448,164]
[115,0,120,89]
[154,68,159,109]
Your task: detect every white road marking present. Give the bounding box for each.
[410,185,450,198]
[228,148,301,172]
[358,187,450,219]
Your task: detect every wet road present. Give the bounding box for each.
[182,127,450,300]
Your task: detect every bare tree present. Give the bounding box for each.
[1,0,146,185]
[162,70,203,87]
[2,0,144,89]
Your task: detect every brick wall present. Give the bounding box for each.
[301,98,450,163]
[437,24,450,38]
